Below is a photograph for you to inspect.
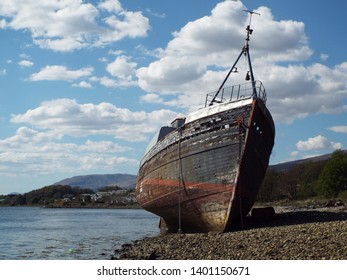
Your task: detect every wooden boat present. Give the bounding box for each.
[136,12,275,232]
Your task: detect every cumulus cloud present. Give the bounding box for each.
[97,75,137,88]
[290,151,300,158]
[136,2,312,96]
[134,1,347,124]
[30,65,93,81]
[99,10,149,44]
[138,57,206,94]
[320,53,329,61]
[145,8,166,19]
[10,98,180,141]
[102,55,138,87]
[72,81,93,88]
[137,1,245,95]
[328,126,347,133]
[251,6,312,61]
[98,76,118,88]
[18,60,34,68]
[296,135,343,151]
[2,98,181,176]
[140,93,164,104]
[107,55,137,78]
[0,0,149,52]
[0,127,139,176]
[98,0,123,13]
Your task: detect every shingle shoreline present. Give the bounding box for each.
[115,207,347,260]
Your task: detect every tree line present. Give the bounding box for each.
[0,185,135,207]
[257,150,347,202]
[0,185,95,206]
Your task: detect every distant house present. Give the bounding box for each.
[62,194,75,202]
[81,194,97,202]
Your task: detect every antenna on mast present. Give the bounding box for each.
[243,10,260,26]
[243,10,260,46]
[209,9,260,106]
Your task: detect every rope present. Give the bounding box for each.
[238,115,245,230]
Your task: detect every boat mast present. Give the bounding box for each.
[209,10,260,106]
[244,10,260,98]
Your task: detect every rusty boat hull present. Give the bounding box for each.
[136,13,275,233]
[136,92,275,233]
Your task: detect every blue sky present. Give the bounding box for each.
[1,0,346,194]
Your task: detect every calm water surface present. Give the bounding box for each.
[0,207,159,260]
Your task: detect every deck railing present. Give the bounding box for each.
[205,80,267,107]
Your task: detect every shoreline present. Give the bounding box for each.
[115,205,347,260]
[0,203,141,209]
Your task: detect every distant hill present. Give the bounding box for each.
[269,150,347,173]
[53,173,137,191]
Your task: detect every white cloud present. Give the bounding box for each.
[97,76,137,88]
[0,69,6,76]
[72,81,93,88]
[1,127,62,145]
[134,1,347,124]
[10,98,180,141]
[290,151,300,158]
[258,62,347,123]
[329,126,347,133]
[137,1,245,94]
[0,18,6,28]
[18,60,34,68]
[296,135,330,151]
[137,57,206,93]
[97,56,139,88]
[0,0,149,52]
[99,76,118,88]
[98,0,123,13]
[320,53,329,61]
[30,65,93,81]
[136,2,315,111]
[140,93,164,104]
[34,37,88,53]
[99,57,108,63]
[251,7,312,61]
[106,55,137,78]
[0,127,138,176]
[145,8,166,19]
[19,53,31,59]
[100,11,149,44]
[296,135,343,151]
[108,49,124,56]
[332,142,344,150]
[79,139,129,153]
[2,96,181,177]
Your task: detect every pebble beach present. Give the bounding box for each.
[115,206,347,260]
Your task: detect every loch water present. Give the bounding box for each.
[0,206,159,260]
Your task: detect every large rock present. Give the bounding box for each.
[251,206,275,222]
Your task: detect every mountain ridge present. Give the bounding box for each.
[53,173,137,191]
[269,150,346,173]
